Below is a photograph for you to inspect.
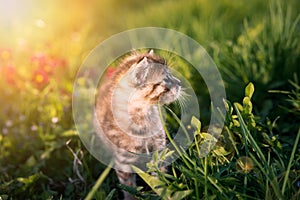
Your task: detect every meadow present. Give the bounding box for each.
[0,0,299,199]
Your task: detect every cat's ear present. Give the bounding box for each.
[131,57,149,85]
[149,49,154,56]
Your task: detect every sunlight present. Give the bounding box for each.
[0,0,33,26]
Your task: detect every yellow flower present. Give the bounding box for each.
[236,156,254,173]
[35,74,45,83]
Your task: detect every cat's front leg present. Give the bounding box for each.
[115,170,136,200]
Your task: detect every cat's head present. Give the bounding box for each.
[128,50,181,105]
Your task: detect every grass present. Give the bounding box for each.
[0,0,299,199]
[128,83,300,200]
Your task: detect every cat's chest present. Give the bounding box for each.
[131,134,165,154]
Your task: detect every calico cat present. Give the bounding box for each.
[94,50,181,200]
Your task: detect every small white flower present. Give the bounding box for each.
[2,128,8,135]
[51,117,59,124]
[31,125,38,131]
[5,120,13,127]
[19,115,26,121]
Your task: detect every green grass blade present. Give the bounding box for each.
[164,105,192,144]
[234,104,284,199]
[132,165,165,192]
[249,153,282,199]
[158,103,192,169]
[132,165,193,200]
[105,189,116,200]
[171,189,193,200]
[234,103,267,164]
[85,162,113,200]
[204,156,208,199]
[281,128,300,195]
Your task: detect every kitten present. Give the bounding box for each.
[94,50,181,200]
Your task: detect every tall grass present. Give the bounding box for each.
[213,0,300,111]
[127,83,300,200]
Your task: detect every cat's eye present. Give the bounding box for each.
[163,79,172,89]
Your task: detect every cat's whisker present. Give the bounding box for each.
[175,97,186,111]
[175,88,190,111]
[179,92,189,103]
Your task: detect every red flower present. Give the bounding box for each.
[31,53,67,74]
[32,69,49,89]
[45,57,67,74]
[1,65,17,85]
[48,57,66,68]
[31,53,47,67]
[106,67,116,78]
[29,52,68,90]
